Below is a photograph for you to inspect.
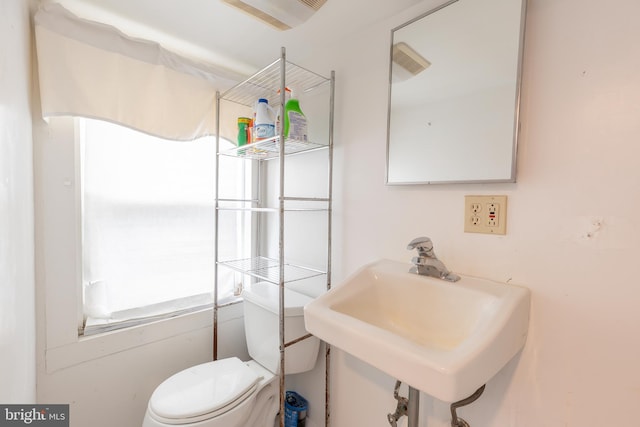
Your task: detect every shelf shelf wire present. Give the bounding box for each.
[221,59,331,108]
[218,256,326,284]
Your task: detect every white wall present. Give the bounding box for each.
[0,0,36,403]
[298,0,640,425]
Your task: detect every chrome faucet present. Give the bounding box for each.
[407,237,460,282]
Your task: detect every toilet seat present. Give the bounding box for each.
[148,357,261,425]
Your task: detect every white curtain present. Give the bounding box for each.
[34,3,249,141]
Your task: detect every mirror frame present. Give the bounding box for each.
[385,0,527,185]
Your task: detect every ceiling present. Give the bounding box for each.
[48,0,426,77]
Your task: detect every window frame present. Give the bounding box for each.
[77,118,252,335]
[37,117,246,373]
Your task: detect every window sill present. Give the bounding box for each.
[45,301,243,373]
[82,293,216,336]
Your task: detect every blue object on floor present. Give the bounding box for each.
[285,390,308,427]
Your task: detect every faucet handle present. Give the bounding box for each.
[407,237,434,256]
[407,236,431,250]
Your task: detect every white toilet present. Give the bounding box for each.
[142,282,320,427]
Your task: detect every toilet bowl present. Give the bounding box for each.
[142,358,278,427]
[142,283,320,427]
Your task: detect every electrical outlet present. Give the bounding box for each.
[464,195,507,235]
[487,203,499,227]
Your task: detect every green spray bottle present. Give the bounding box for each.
[283,90,307,142]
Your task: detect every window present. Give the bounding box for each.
[80,118,248,334]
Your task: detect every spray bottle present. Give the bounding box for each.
[283,89,308,142]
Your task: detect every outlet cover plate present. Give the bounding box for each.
[464,195,508,235]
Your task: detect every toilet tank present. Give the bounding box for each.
[242,282,320,375]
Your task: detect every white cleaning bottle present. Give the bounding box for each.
[254,98,276,141]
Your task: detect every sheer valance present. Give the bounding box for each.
[34,3,249,141]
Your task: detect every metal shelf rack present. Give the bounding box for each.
[214,47,334,427]
[218,256,326,284]
[218,134,328,160]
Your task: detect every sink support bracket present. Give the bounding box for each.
[388,382,485,427]
[387,381,420,427]
[387,380,409,427]
[450,384,486,427]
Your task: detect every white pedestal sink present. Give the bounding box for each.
[304,259,530,402]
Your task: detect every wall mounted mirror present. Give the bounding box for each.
[386,0,526,184]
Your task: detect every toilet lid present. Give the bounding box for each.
[149,357,260,421]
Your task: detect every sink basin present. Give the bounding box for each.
[304,259,530,402]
